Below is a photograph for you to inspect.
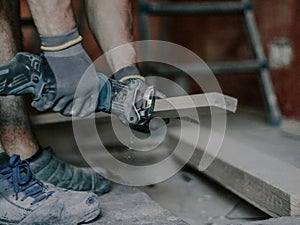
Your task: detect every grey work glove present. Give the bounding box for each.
[114,66,167,132]
[32,28,100,117]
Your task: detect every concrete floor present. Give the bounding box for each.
[93,184,189,225]
[142,108,300,225]
[6,108,297,224]
[141,167,269,225]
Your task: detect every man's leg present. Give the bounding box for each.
[0,2,101,224]
[0,0,39,160]
[6,0,110,195]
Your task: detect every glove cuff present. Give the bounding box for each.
[40,27,82,51]
[114,66,144,82]
[119,75,145,83]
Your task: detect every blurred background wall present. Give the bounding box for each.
[20,0,300,121]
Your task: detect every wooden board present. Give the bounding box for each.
[153,92,237,118]
[168,121,300,217]
[30,92,237,125]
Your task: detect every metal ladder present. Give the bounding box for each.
[137,0,281,126]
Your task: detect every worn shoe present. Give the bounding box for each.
[0,154,100,225]
[0,147,111,195]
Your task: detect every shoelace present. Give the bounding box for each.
[0,154,54,205]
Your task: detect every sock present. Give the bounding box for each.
[26,147,44,162]
[0,151,9,168]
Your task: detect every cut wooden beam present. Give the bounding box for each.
[153,92,237,118]
[31,92,237,125]
[168,121,300,217]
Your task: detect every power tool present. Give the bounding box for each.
[0,52,155,126]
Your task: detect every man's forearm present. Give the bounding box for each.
[85,0,136,73]
[27,0,76,36]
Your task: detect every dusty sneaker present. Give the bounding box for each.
[0,154,100,225]
[0,147,111,195]
[30,147,111,195]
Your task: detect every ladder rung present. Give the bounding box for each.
[141,60,260,75]
[140,2,244,16]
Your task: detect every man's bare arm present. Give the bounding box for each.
[85,0,136,74]
[27,0,75,35]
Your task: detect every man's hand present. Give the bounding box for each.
[32,28,100,117]
[114,66,167,132]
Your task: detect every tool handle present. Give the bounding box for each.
[0,53,48,99]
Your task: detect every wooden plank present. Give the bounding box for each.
[168,121,300,217]
[153,92,237,118]
[30,92,237,125]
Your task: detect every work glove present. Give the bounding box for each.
[32,27,100,117]
[114,66,167,132]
